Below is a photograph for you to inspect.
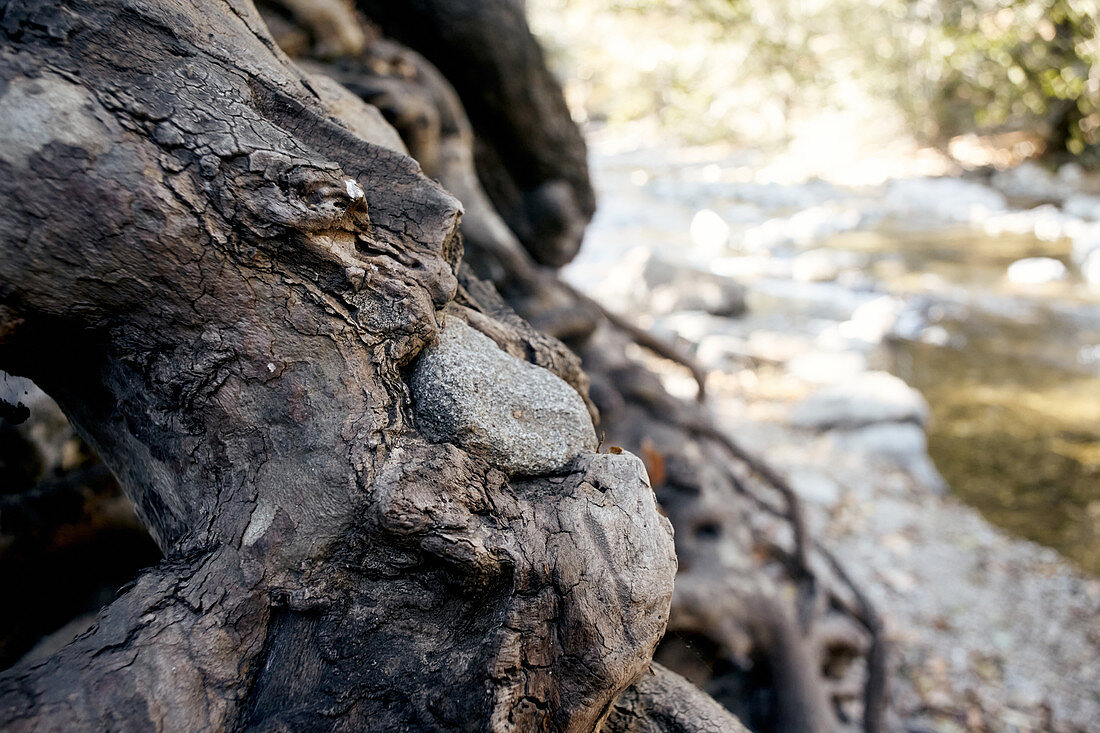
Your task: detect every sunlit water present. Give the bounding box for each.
[828,225,1100,573]
[568,141,1100,573]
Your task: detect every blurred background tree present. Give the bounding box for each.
[531,0,1099,165]
[903,0,1098,157]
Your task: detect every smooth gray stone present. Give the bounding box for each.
[411,318,597,475]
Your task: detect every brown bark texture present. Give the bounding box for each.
[272,2,884,726]
[0,0,746,730]
[0,0,885,730]
[264,2,887,731]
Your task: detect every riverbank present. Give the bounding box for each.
[567,131,1100,730]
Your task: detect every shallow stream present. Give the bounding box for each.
[570,143,1100,573]
[827,224,1100,572]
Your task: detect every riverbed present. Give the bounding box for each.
[565,133,1100,730]
[568,137,1100,573]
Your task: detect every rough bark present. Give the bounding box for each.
[604,664,752,733]
[0,0,740,730]
[268,3,889,731]
[261,0,600,343]
[350,0,596,268]
[583,334,883,732]
[0,0,886,730]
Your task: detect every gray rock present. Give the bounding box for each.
[1,371,78,475]
[0,371,38,406]
[602,247,746,318]
[787,350,868,384]
[787,468,842,506]
[641,253,747,317]
[1064,193,1100,221]
[411,318,597,475]
[790,371,929,430]
[746,278,874,322]
[1005,257,1068,285]
[832,422,948,493]
[791,248,843,282]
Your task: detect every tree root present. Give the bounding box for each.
[557,280,709,401]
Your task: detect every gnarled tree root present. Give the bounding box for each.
[0,1,740,730]
[281,3,891,729]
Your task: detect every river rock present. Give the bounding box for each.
[832,422,948,493]
[791,248,842,282]
[1063,193,1100,221]
[411,318,597,475]
[1082,249,1100,288]
[689,208,730,251]
[885,177,1006,223]
[604,247,747,317]
[1071,223,1100,286]
[790,371,929,429]
[747,278,874,322]
[787,350,868,384]
[1006,257,1068,285]
[1,371,80,476]
[787,468,842,506]
[991,162,1066,202]
[641,251,747,317]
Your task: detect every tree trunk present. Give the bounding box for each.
[0,0,742,730]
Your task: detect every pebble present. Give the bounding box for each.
[1006,257,1068,285]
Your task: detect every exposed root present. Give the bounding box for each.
[559,280,709,400]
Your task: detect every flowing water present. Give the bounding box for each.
[824,225,1100,572]
[571,142,1100,573]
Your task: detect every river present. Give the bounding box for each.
[566,137,1100,574]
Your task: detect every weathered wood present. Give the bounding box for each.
[0,0,886,729]
[352,0,597,268]
[605,664,752,733]
[0,0,732,729]
[255,1,888,729]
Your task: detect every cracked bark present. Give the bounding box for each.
[349,0,596,269]
[269,2,888,731]
[0,0,886,729]
[0,0,740,730]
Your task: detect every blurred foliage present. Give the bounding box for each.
[890,0,1099,156]
[530,0,1100,161]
